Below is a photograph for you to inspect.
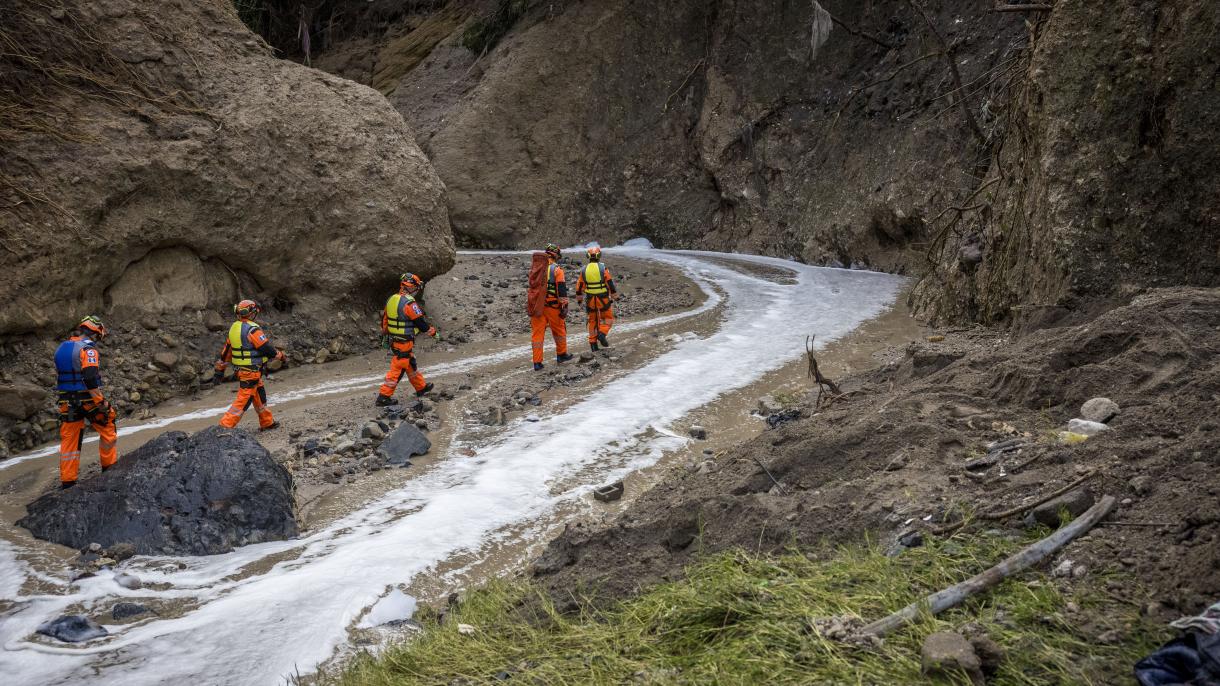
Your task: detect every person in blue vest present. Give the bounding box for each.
[53,316,117,488]
[375,273,439,406]
[213,299,285,430]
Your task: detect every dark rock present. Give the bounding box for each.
[19,426,297,556]
[378,422,431,466]
[1026,488,1095,528]
[108,542,136,562]
[37,615,108,643]
[921,631,984,685]
[898,530,924,548]
[112,602,152,620]
[765,408,801,430]
[688,425,708,440]
[1130,475,1153,496]
[969,635,1006,675]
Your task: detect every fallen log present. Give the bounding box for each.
[862,495,1116,637]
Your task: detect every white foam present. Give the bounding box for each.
[356,588,417,629]
[0,251,902,685]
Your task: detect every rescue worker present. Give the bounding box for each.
[54,316,118,489]
[531,244,574,370]
[213,299,285,430]
[375,273,439,406]
[575,245,619,351]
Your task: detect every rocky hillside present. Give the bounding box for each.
[281,0,1219,325]
[0,0,454,341]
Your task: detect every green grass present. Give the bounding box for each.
[331,534,1166,685]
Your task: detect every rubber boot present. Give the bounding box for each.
[415,382,435,397]
[557,353,574,364]
[374,394,397,407]
[590,343,599,352]
[533,362,544,371]
[260,421,281,432]
[101,465,112,472]
[60,481,75,490]
[597,332,610,348]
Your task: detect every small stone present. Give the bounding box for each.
[108,542,136,561]
[37,615,108,642]
[87,542,102,553]
[1027,489,1095,528]
[921,631,984,685]
[757,396,784,414]
[969,635,1006,675]
[112,602,151,620]
[457,623,476,636]
[96,557,117,568]
[1080,397,1120,424]
[1129,475,1153,496]
[926,335,946,343]
[525,414,540,422]
[884,452,908,471]
[578,352,594,363]
[689,425,708,440]
[114,572,142,589]
[1067,418,1109,436]
[360,422,385,440]
[1052,560,1074,577]
[152,351,179,370]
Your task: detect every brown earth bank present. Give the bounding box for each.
[0,0,454,336]
[532,286,1220,634]
[266,0,1219,326]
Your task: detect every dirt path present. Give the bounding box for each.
[0,250,909,685]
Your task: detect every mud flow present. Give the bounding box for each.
[0,250,908,685]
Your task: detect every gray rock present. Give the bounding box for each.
[37,615,108,643]
[360,422,385,440]
[1129,475,1153,496]
[18,426,297,556]
[1067,418,1109,436]
[202,310,227,332]
[525,414,540,422]
[152,351,179,370]
[112,602,152,620]
[578,352,594,363]
[333,439,357,454]
[1026,488,1095,528]
[114,572,142,590]
[108,542,136,561]
[884,452,909,471]
[1080,397,1120,423]
[689,425,708,440]
[377,422,431,466]
[969,635,1006,675]
[921,631,984,685]
[0,382,48,420]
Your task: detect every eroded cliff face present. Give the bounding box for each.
[0,0,455,338]
[391,0,1022,276]
[913,0,1220,326]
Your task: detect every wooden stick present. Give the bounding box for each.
[927,470,1096,537]
[862,495,1116,636]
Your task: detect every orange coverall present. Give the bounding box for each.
[215,320,281,429]
[531,261,569,364]
[54,336,117,484]
[575,262,617,346]
[378,292,435,399]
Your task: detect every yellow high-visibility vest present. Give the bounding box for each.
[385,293,420,339]
[228,321,262,368]
[583,262,609,296]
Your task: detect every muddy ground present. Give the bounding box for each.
[535,287,1220,641]
[0,252,696,459]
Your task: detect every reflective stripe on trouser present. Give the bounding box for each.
[378,345,427,397]
[530,307,568,364]
[219,370,275,429]
[59,403,118,483]
[586,296,615,343]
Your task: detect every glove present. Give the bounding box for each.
[428,327,441,341]
[274,350,286,363]
[212,370,225,384]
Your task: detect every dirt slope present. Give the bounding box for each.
[534,287,1220,622]
[0,0,454,340]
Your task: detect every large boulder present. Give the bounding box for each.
[19,426,297,555]
[0,383,48,420]
[0,0,454,337]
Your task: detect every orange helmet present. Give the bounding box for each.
[399,272,423,294]
[234,299,260,319]
[586,245,602,261]
[544,243,561,260]
[77,315,107,339]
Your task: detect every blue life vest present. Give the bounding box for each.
[54,338,94,392]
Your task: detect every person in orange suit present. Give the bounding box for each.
[53,316,118,488]
[375,273,439,406]
[575,245,619,352]
[213,300,285,430]
[531,244,574,370]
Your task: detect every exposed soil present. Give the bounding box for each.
[535,287,1220,636]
